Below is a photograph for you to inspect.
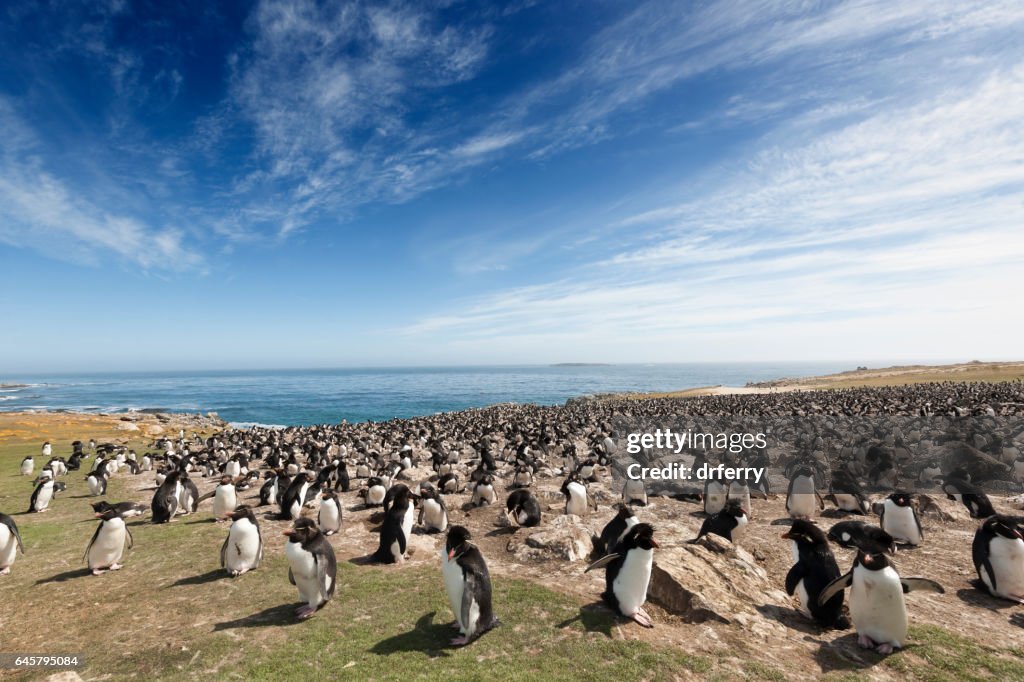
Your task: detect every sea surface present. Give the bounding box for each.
[0,363,859,426]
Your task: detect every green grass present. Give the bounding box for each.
[878,625,1024,682]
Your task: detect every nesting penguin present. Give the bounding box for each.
[585,523,659,627]
[0,513,25,576]
[86,509,133,575]
[221,506,263,577]
[972,514,1024,603]
[505,489,542,528]
[879,492,923,546]
[691,499,748,543]
[418,486,449,533]
[818,551,944,654]
[373,484,414,564]
[437,472,460,495]
[786,466,824,520]
[441,525,499,646]
[363,476,388,507]
[317,490,343,536]
[284,518,337,619]
[782,519,849,629]
[826,469,871,515]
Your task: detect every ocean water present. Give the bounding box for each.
[0,363,857,426]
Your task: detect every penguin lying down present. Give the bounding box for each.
[818,551,944,654]
[585,523,658,628]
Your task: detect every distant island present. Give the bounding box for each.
[550,362,612,367]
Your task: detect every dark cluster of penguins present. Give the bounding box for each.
[1,379,1023,655]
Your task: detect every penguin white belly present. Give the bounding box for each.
[21,460,33,475]
[290,482,310,520]
[623,480,645,503]
[155,472,166,486]
[442,550,466,633]
[422,500,447,531]
[883,504,922,545]
[984,536,1024,599]
[87,477,103,496]
[473,485,495,506]
[34,485,54,511]
[795,579,812,617]
[613,547,653,616]
[177,485,192,515]
[705,485,726,515]
[0,526,16,569]
[318,501,341,533]
[213,487,237,518]
[850,567,907,647]
[566,483,588,516]
[226,519,261,573]
[287,463,299,476]
[1014,461,1024,483]
[285,543,323,607]
[367,486,386,505]
[401,505,414,546]
[732,512,749,538]
[833,493,860,512]
[142,457,152,471]
[89,520,126,569]
[226,461,241,478]
[787,478,817,518]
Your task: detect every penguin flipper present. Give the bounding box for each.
[125,526,134,550]
[817,571,852,607]
[318,551,337,600]
[785,564,806,596]
[288,567,296,586]
[84,523,103,563]
[460,571,481,640]
[585,553,620,573]
[901,577,944,594]
[219,534,229,569]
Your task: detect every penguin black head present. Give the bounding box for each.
[984,515,1024,541]
[95,508,120,521]
[478,474,494,487]
[91,501,112,514]
[854,550,893,572]
[320,490,338,502]
[615,504,636,521]
[888,492,913,508]
[219,475,233,486]
[229,505,256,522]
[446,525,472,559]
[722,498,748,519]
[622,523,659,551]
[782,519,828,546]
[284,517,321,545]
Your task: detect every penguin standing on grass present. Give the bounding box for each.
[284,518,337,619]
[211,476,238,520]
[442,526,499,646]
[782,519,849,629]
[221,506,263,577]
[20,456,33,476]
[0,513,25,576]
[151,470,183,523]
[817,551,943,654]
[86,470,108,497]
[973,515,1024,603]
[86,509,133,575]
[28,478,55,513]
[585,523,659,627]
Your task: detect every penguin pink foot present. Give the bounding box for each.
[857,634,875,649]
[450,635,471,646]
[92,568,108,576]
[110,563,122,571]
[632,608,654,628]
[0,567,10,576]
[875,643,894,655]
[295,605,317,619]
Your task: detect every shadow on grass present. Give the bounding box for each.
[555,601,616,637]
[957,583,1021,611]
[212,603,309,630]
[812,632,911,672]
[169,569,224,586]
[36,567,93,584]
[755,603,834,636]
[368,611,452,658]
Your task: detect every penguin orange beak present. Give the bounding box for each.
[780,532,791,539]
[650,539,659,549]
[282,530,293,537]
[447,548,456,560]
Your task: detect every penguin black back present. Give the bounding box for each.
[783,519,849,629]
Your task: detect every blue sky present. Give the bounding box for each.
[2,0,1023,372]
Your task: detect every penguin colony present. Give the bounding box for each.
[1,379,1023,659]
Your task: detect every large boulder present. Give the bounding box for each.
[515,514,594,562]
[648,534,788,624]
